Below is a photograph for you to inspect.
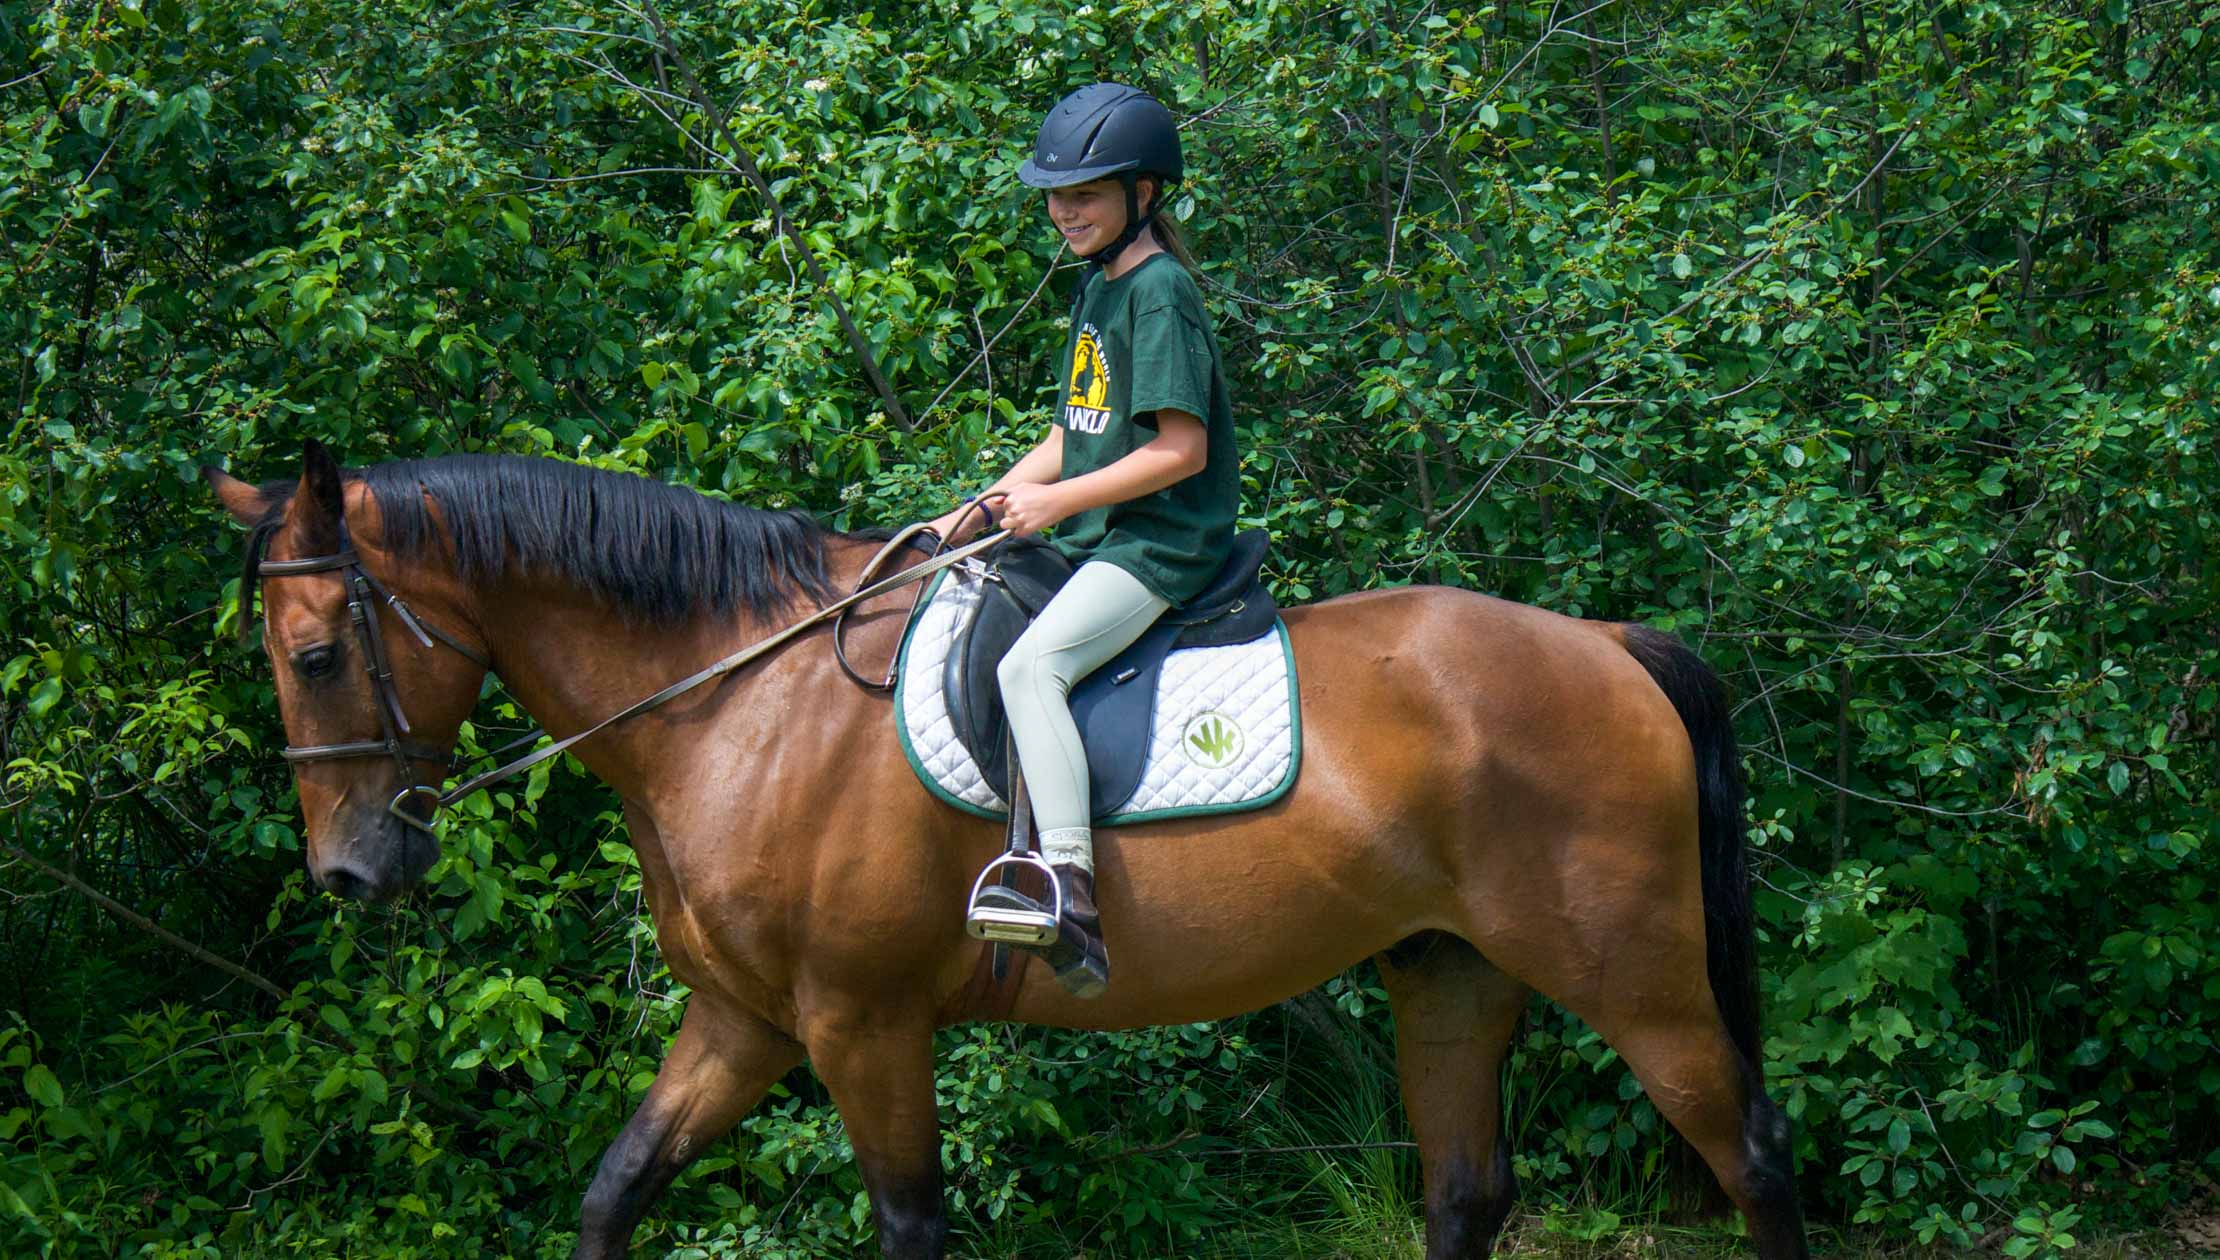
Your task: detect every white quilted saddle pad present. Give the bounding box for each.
[893,564,1301,825]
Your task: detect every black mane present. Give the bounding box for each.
[265,455,842,626]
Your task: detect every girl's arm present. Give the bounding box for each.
[999,411,1205,537]
[984,426,1066,496]
[925,427,1066,542]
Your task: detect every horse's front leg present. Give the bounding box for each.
[573,1002,802,1260]
[804,1010,948,1259]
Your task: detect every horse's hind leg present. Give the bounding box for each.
[1541,918,1810,1260]
[574,1003,803,1260]
[1587,1004,1808,1259]
[1377,932,1532,1260]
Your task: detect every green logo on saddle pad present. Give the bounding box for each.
[1182,712,1244,769]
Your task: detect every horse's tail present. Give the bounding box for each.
[1618,623,1759,1212]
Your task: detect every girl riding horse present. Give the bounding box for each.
[925,83,1241,998]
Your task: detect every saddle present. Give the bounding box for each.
[944,529,1279,818]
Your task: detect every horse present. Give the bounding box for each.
[207,443,1809,1260]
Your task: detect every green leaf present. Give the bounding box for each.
[77,98,115,138]
[22,1065,62,1109]
[259,1108,289,1171]
[0,1179,35,1221]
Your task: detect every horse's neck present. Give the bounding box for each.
[476,584,753,800]
[471,537,882,802]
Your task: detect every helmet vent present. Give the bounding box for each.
[1074,113,1112,167]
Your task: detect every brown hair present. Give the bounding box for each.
[1138,175,1197,269]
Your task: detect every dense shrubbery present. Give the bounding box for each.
[3,0,2215,1255]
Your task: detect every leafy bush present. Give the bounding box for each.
[4,0,2215,1255]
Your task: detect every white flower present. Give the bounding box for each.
[804,78,828,93]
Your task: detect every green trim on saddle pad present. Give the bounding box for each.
[892,568,1302,826]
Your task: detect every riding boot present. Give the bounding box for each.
[1045,863,1109,998]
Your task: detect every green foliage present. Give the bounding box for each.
[4,0,2217,1254]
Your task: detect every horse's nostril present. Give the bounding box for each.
[321,865,371,900]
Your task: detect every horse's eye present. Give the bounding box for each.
[295,645,340,678]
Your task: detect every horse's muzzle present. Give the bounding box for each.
[313,808,439,902]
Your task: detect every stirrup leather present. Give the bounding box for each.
[965,732,1060,946]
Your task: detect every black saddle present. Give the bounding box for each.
[943,529,1279,818]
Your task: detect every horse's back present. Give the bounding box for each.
[984,583,1700,1030]
[1284,587,1696,856]
[1277,583,1677,760]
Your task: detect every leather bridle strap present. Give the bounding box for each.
[433,527,1011,809]
[256,527,489,836]
[833,492,1009,691]
[258,551,492,669]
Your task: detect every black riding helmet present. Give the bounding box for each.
[1018,83,1183,268]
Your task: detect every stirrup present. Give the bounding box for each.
[964,852,1065,946]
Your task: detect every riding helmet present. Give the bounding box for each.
[1018,83,1183,189]
[1018,83,1183,266]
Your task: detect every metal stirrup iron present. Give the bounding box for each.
[964,731,1063,948]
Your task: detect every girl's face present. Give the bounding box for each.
[1046,177,1154,255]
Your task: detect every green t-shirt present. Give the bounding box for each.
[1048,252,1239,606]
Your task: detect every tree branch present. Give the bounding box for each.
[1,839,288,999]
[627,1,914,431]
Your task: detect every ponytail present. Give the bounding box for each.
[1152,209,1198,270]
[1137,175,1198,270]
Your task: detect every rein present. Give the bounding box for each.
[257,520,1010,837]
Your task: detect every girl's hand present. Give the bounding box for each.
[998,483,1073,537]
[923,501,989,545]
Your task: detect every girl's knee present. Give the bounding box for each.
[996,645,1034,694]
[997,642,1069,700]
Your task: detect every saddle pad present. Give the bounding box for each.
[894,565,1300,825]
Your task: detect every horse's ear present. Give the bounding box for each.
[287,439,347,553]
[205,467,273,527]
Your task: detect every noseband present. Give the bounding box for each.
[256,523,490,838]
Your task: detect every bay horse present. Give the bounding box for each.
[207,444,1808,1260]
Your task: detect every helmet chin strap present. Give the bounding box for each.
[1084,172,1161,268]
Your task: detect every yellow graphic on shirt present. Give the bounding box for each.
[1063,325,1112,434]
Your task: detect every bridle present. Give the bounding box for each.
[256,517,492,838]
[254,508,1011,840]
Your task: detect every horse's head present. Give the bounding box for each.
[208,442,488,902]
